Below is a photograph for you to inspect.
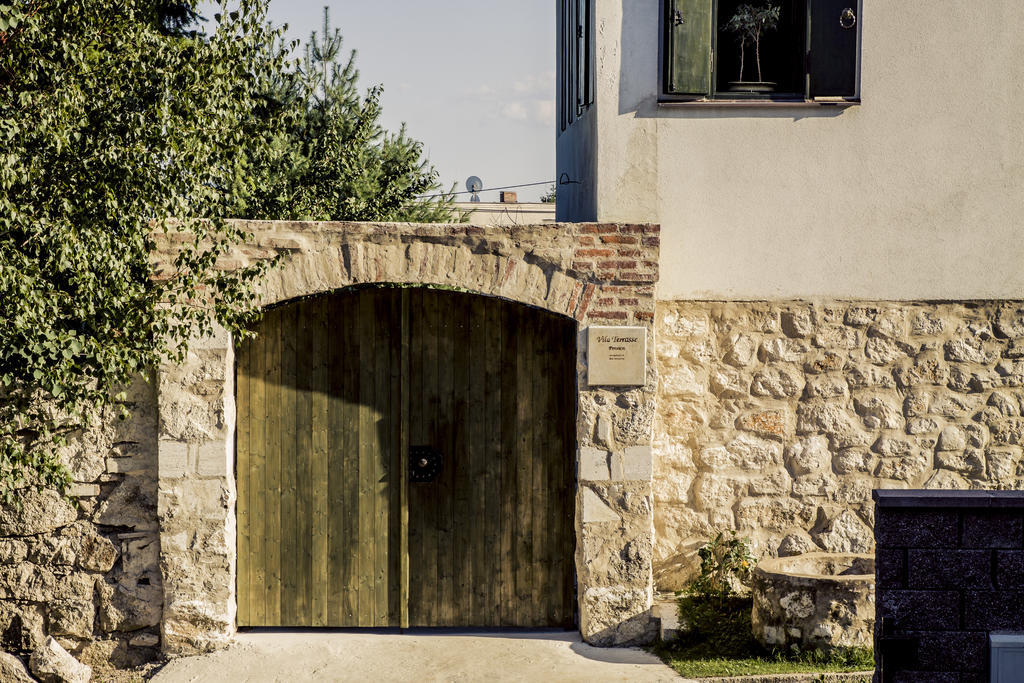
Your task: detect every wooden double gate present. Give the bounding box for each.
[235,287,577,628]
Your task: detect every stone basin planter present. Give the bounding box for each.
[751,552,874,653]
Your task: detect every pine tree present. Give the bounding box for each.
[245,7,457,223]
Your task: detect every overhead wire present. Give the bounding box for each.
[417,180,556,200]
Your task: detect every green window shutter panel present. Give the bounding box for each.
[665,0,713,96]
[809,0,860,97]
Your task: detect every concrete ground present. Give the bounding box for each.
[151,629,684,682]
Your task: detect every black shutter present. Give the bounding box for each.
[577,0,593,112]
[809,0,860,98]
[559,0,572,130]
[664,0,713,97]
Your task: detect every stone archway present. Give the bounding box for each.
[154,221,660,654]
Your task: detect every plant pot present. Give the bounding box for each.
[728,81,776,93]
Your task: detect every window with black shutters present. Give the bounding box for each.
[663,0,861,103]
[559,0,594,131]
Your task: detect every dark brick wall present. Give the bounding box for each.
[874,490,1024,683]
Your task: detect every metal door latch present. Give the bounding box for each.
[840,8,857,29]
[409,446,443,483]
[673,9,685,26]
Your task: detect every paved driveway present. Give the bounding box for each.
[152,630,683,682]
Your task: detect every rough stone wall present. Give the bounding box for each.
[0,376,162,669]
[653,301,1024,591]
[156,326,236,655]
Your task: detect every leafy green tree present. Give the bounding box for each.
[245,8,457,223]
[540,184,557,204]
[723,3,780,83]
[0,0,286,501]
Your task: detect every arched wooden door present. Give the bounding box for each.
[235,287,577,628]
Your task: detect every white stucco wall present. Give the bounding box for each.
[557,0,1024,300]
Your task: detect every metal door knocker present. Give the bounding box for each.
[409,446,443,483]
[840,8,857,30]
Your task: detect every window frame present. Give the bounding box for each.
[659,0,862,107]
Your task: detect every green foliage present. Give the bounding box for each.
[0,0,285,502]
[677,595,759,657]
[540,184,556,204]
[0,1,455,501]
[671,532,759,657]
[244,7,457,223]
[723,2,781,81]
[687,530,756,603]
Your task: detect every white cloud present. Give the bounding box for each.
[534,99,555,125]
[460,71,555,127]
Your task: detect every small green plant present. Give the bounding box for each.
[723,3,782,83]
[688,530,756,603]
[672,531,759,655]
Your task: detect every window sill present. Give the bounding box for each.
[658,97,860,108]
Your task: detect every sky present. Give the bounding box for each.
[198,1,555,202]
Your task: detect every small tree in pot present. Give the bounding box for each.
[723,2,781,91]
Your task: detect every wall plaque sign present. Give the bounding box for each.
[587,326,646,386]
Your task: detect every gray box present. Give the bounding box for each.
[991,633,1024,683]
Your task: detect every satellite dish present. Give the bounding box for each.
[466,176,483,203]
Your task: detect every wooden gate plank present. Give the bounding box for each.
[406,287,425,625]
[435,292,455,627]
[484,298,503,624]
[397,289,410,628]
[562,321,578,626]
[295,299,314,626]
[420,289,440,626]
[387,288,402,626]
[326,294,344,625]
[515,304,534,626]
[311,297,329,627]
[451,293,472,624]
[236,337,251,626]
[357,291,376,626]
[342,293,361,626]
[544,315,560,627]
[499,301,518,627]
[280,303,298,625]
[531,313,550,626]
[554,312,571,626]
[468,295,487,625]
[250,310,267,625]
[372,290,390,626]
[266,307,283,625]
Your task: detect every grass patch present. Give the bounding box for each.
[649,596,874,678]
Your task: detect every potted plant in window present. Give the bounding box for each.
[723,2,781,93]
